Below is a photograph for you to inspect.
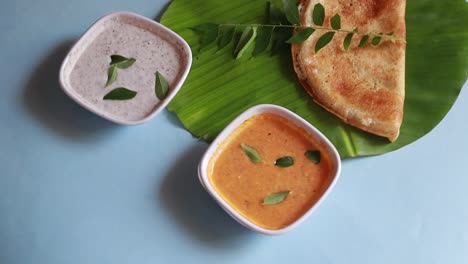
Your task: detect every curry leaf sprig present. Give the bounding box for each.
[191,1,404,59]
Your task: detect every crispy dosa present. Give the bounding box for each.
[291,0,406,142]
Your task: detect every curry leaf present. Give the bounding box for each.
[312,3,325,26]
[286,27,315,43]
[191,23,219,49]
[233,26,258,59]
[305,150,321,164]
[241,143,262,163]
[110,55,129,65]
[103,87,137,100]
[217,25,236,51]
[105,65,118,87]
[371,36,382,46]
[271,27,292,54]
[267,1,285,25]
[155,71,169,100]
[275,156,294,167]
[358,35,369,47]
[331,14,341,30]
[282,0,300,25]
[263,191,290,205]
[114,58,136,69]
[343,32,354,51]
[252,26,273,57]
[315,31,335,53]
[106,55,136,88]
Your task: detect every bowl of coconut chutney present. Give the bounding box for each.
[59,11,192,125]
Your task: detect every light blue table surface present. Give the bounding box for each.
[1,0,467,263]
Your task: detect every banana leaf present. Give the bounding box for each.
[161,0,468,159]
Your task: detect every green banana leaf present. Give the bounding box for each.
[161,0,468,159]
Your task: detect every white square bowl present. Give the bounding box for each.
[59,11,192,125]
[198,104,342,235]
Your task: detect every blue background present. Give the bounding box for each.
[1,0,467,263]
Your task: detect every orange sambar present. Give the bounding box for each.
[208,113,333,230]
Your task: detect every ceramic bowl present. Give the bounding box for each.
[198,104,341,235]
[59,11,192,125]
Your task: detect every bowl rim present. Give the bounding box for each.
[198,104,342,236]
[58,11,192,125]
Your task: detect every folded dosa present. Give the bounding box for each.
[292,0,406,142]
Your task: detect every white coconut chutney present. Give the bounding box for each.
[62,13,190,123]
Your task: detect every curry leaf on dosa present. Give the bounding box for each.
[286,28,315,43]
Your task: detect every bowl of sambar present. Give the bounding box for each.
[198,104,341,235]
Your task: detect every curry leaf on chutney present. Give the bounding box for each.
[305,150,321,164]
[155,71,169,100]
[105,65,118,87]
[241,143,262,163]
[103,87,137,100]
[263,191,290,205]
[275,156,294,167]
